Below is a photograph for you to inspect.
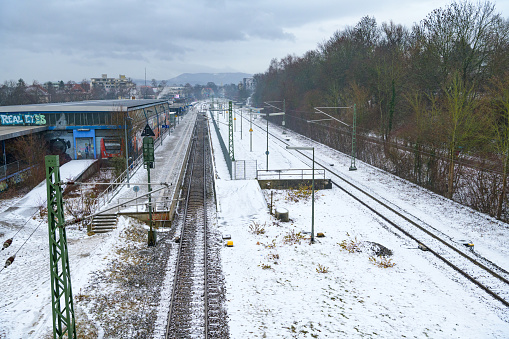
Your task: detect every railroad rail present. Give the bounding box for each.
[165,115,229,338]
[246,113,509,309]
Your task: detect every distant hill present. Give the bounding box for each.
[168,72,252,86]
[133,73,252,86]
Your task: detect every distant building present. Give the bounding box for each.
[91,74,135,98]
[26,85,50,103]
[168,86,185,99]
[242,77,255,91]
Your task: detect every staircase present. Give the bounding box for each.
[90,214,118,233]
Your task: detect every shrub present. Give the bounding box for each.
[259,263,272,270]
[286,184,318,202]
[316,264,329,273]
[369,256,396,268]
[260,239,277,249]
[249,221,266,235]
[267,253,279,261]
[283,229,306,245]
[338,237,362,253]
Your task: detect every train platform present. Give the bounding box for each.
[98,107,197,217]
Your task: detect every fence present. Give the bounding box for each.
[0,161,36,192]
[94,127,170,211]
[256,168,326,180]
[210,112,232,179]
[233,160,258,180]
[0,161,23,180]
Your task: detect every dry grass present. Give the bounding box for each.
[338,237,362,253]
[249,221,266,235]
[76,222,171,338]
[316,264,329,273]
[282,229,306,245]
[285,184,318,203]
[369,256,396,268]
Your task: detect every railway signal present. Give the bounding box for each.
[143,137,156,246]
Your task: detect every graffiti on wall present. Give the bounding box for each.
[0,113,46,126]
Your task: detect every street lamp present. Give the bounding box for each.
[286,145,315,243]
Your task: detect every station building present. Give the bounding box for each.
[0,99,186,174]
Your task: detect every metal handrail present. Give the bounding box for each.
[256,168,326,180]
[94,127,170,211]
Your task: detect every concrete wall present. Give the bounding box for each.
[258,178,332,190]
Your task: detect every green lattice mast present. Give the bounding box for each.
[45,155,76,339]
[228,100,234,161]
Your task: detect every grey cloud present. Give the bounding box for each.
[1,0,309,57]
[2,0,508,82]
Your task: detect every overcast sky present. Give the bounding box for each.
[1,0,508,84]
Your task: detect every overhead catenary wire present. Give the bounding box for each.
[1,207,40,251]
[0,217,45,273]
[283,111,507,176]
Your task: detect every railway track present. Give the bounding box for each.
[165,115,229,338]
[247,113,509,309]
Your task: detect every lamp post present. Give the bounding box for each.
[286,146,315,243]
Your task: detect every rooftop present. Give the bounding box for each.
[0,99,168,113]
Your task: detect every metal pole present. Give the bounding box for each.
[282,99,286,134]
[349,104,357,171]
[250,110,253,152]
[147,164,155,246]
[124,114,130,188]
[2,140,6,175]
[240,107,243,140]
[311,148,315,243]
[155,106,160,143]
[266,112,269,170]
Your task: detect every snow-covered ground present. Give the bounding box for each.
[0,110,197,338]
[0,100,508,338]
[209,102,509,338]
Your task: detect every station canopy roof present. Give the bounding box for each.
[0,99,169,113]
[0,125,48,141]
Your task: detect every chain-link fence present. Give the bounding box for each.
[233,160,258,180]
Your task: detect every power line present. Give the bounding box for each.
[1,218,45,273]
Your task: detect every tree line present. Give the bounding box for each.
[0,78,248,106]
[252,1,509,221]
[0,79,113,105]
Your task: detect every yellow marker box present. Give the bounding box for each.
[227,241,234,247]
